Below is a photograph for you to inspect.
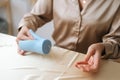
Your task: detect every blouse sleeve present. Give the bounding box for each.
[102,6,120,59]
[18,0,53,31]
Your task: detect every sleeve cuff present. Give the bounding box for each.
[101,43,113,59]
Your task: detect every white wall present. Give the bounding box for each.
[0,0,54,44]
[11,0,29,35]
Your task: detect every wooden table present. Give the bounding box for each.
[0,33,120,80]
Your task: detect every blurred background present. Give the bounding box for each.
[0,0,54,44]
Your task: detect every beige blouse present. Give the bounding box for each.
[19,0,120,59]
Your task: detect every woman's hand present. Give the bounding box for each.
[75,43,105,72]
[16,26,33,55]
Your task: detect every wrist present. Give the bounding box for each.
[99,43,105,56]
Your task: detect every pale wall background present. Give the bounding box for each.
[0,0,54,44]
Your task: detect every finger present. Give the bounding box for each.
[75,64,85,71]
[88,56,94,65]
[84,64,90,72]
[76,61,88,65]
[17,45,26,55]
[16,38,19,44]
[17,48,26,55]
[77,65,90,72]
[75,62,96,72]
[87,52,100,72]
[75,61,87,68]
[27,31,34,40]
[92,52,101,70]
[76,60,94,72]
[19,35,32,40]
[75,63,82,68]
[19,50,26,55]
[75,62,91,72]
[84,48,95,62]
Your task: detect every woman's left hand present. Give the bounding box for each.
[75,43,105,72]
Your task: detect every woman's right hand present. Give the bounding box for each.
[16,26,33,55]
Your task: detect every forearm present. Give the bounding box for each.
[18,13,47,31]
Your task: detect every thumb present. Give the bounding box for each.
[27,30,34,40]
[84,47,95,62]
[29,29,40,40]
